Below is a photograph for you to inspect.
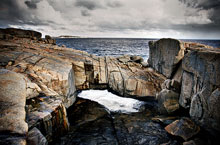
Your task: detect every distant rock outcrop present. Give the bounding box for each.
[0,28,42,39]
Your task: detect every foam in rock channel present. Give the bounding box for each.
[78,90,145,113]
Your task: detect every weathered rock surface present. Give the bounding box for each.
[0,28,165,99]
[0,40,77,108]
[0,69,28,145]
[180,49,220,134]
[165,117,200,141]
[148,38,185,78]
[149,38,220,138]
[26,96,69,142]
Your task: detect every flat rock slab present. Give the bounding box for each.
[165,117,200,141]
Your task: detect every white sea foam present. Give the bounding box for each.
[78,90,144,113]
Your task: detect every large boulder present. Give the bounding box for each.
[106,56,165,97]
[157,89,180,114]
[165,118,200,141]
[0,69,28,145]
[28,57,76,108]
[148,38,185,78]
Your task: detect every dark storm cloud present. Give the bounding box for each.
[75,0,102,10]
[0,0,219,38]
[0,0,59,27]
[25,0,42,9]
[179,0,220,25]
[0,0,25,24]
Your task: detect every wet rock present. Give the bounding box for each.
[67,98,109,126]
[183,139,206,145]
[57,98,178,145]
[113,112,177,145]
[27,127,48,145]
[56,98,118,145]
[157,89,180,114]
[165,117,200,141]
[0,69,28,144]
[58,116,118,145]
[148,38,186,78]
[26,96,69,142]
[152,116,178,126]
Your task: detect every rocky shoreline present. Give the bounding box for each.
[0,28,219,145]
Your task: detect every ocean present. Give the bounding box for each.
[56,38,220,61]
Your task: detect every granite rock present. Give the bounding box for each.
[148,38,185,78]
[179,49,220,133]
[165,117,200,141]
[0,69,28,144]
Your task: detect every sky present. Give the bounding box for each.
[0,0,220,39]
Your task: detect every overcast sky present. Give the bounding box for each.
[0,0,220,39]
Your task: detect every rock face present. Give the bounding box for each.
[180,49,220,134]
[26,95,69,142]
[148,38,185,78]
[0,69,28,145]
[149,38,220,138]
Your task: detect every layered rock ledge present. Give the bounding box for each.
[0,28,165,144]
